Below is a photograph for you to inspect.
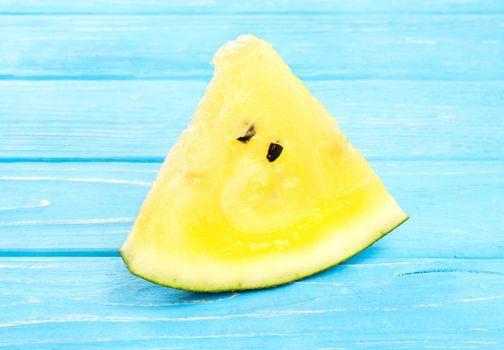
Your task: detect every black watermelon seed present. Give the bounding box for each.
[267,142,283,162]
[236,125,256,143]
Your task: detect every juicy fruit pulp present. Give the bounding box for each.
[120,35,408,292]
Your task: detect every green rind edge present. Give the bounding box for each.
[120,215,409,293]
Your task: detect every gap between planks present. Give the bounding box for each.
[0,249,119,257]
[2,157,504,163]
[2,11,504,16]
[3,76,504,82]
[3,252,504,259]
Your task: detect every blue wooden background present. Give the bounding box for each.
[1,1,504,348]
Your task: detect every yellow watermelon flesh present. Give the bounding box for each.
[120,35,408,292]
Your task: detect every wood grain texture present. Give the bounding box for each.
[1,80,503,160]
[0,257,503,349]
[2,0,503,347]
[1,161,503,258]
[1,14,503,80]
[3,0,504,15]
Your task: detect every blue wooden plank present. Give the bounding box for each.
[0,2,502,348]
[0,163,152,251]
[0,257,503,349]
[2,0,504,15]
[1,80,503,160]
[0,161,503,259]
[0,15,503,80]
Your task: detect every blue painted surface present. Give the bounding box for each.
[0,1,503,348]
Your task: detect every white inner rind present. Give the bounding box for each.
[121,193,407,292]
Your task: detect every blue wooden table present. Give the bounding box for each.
[1,1,504,348]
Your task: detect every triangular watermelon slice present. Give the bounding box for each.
[120,35,408,292]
